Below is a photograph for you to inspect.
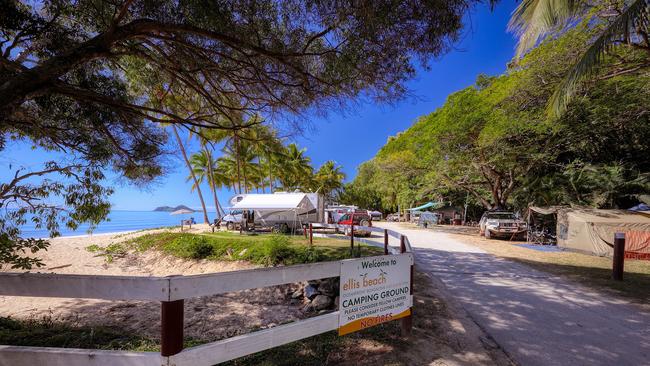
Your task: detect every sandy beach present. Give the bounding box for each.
[0,226,305,341]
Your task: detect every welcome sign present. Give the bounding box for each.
[338,253,413,335]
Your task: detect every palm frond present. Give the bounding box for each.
[509,0,578,57]
[547,0,650,117]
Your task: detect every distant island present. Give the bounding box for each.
[153,205,195,212]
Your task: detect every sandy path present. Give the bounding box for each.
[0,227,305,341]
[377,222,650,366]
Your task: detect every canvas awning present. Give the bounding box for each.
[407,202,442,211]
[230,193,315,211]
[528,206,567,215]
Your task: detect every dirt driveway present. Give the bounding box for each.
[376,222,650,366]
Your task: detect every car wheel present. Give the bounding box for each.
[485,230,492,239]
[226,222,234,231]
[360,219,370,227]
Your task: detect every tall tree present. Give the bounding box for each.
[315,161,346,200]
[2,0,474,267]
[171,125,209,223]
[278,143,314,191]
[509,0,650,116]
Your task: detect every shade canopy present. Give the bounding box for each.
[170,208,194,215]
[231,193,315,211]
[407,202,442,211]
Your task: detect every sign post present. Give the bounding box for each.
[338,253,413,336]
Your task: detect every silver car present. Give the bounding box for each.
[479,211,526,239]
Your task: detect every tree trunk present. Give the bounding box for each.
[234,134,243,194]
[205,148,223,218]
[267,153,274,193]
[171,125,209,224]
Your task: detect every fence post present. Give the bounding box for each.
[612,233,625,281]
[384,229,389,255]
[309,223,313,246]
[400,235,413,337]
[161,299,184,357]
[350,225,355,257]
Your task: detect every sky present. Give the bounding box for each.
[1,0,519,212]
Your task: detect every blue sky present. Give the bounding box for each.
[2,0,518,213]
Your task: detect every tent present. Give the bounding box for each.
[527,207,650,257]
[555,208,650,257]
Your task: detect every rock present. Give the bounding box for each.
[291,289,303,299]
[318,279,337,297]
[302,303,314,313]
[304,284,320,300]
[312,295,333,311]
[289,298,301,306]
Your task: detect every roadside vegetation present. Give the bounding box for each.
[86,232,383,266]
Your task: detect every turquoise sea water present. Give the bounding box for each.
[19,210,219,238]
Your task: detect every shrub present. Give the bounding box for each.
[262,235,293,266]
[167,235,214,259]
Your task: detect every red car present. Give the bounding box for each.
[337,211,372,237]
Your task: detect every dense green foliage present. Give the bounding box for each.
[343,26,650,213]
[509,0,650,116]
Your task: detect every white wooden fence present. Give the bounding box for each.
[0,225,413,366]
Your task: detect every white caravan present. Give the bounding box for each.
[224,192,325,232]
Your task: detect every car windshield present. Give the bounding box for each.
[486,212,516,220]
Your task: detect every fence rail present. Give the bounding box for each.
[0,224,413,365]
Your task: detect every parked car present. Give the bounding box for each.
[386,213,399,222]
[479,211,526,239]
[337,212,372,237]
[368,210,383,221]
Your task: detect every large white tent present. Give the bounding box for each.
[530,207,650,257]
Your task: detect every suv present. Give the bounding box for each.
[479,211,526,239]
[337,212,372,237]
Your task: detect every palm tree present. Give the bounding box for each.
[509,0,649,116]
[187,150,226,218]
[278,143,314,191]
[242,124,285,193]
[315,161,346,199]
[170,125,210,224]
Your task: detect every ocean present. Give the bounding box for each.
[19,210,219,239]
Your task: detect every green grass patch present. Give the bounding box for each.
[0,316,159,351]
[85,243,128,263]
[125,232,383,266]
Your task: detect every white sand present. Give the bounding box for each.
[0,226,306,341]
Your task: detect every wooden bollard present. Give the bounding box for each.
[384,229,389,255]
[309,223,313,245]
[400,235,413,337]
[612,233,625,281]
[161,299,184,356]
[350,225,355,257]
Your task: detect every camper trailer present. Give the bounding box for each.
[222,192,325,233]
